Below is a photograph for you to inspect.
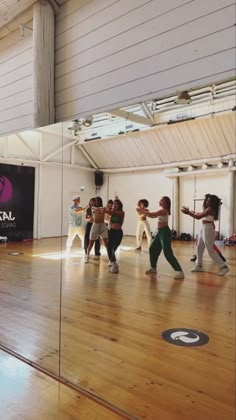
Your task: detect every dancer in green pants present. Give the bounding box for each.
[139,196,184,279]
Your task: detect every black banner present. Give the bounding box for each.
[0,164,35,241]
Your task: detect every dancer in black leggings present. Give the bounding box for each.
[106,199,125,274]
[84,197,101,259]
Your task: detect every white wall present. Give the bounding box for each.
[104,171,173,235]
[0,0,234,136]
[102,170,234,238]
[38,164,95,238]
[0,29,33,135]
[179,172,235,239]
[55,0,236,121]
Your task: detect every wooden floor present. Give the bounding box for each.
[0,349,125,420]
[0,237,235,420]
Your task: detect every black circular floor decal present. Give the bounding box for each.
[162,328,209,347]
[8,252,24,256]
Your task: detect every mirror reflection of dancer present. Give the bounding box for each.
[106,199,125,273]
[139,196,184,279]
[85,197,108,263]
[182,194,229,276]
[84,197,101,259]
[104,199,113,228]
[190,194,226,263]
[66,195,87,253]
[135,199,152,251]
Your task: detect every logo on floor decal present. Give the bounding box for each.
[161,328,209,346]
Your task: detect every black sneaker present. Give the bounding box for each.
[190,255,197,262]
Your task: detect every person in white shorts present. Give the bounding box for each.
[66,195,87,253]
[85,196,108,263]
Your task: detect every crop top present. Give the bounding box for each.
[157,214,169,223]
[203,214,214,222]
[92,207,105,223]
[110,213,123,225]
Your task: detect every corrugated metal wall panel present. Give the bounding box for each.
[80,113,235,169]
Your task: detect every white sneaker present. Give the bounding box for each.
[174,271,184,279]
[145,268,157,275]
[191,265,204,272]
[217,266,229,276]
[85,255,89,264]
[110,262,119,273]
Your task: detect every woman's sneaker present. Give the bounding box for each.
[217,266,229,276]
[110,262,119,273]
[174,271,184,279]
[145,268,157,275]
[191,265,203,272]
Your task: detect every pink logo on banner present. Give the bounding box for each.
[0,176,13,203]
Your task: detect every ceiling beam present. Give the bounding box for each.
[16,134,40,159]
[141,102,155,123]
[43,140,77,162]
[111,109,152,126]
[0,0,37,30]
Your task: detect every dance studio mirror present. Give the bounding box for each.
[0,77,235,418]
[58,79,235,417]
[0,124,66,375]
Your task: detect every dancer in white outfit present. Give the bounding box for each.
[181,194,229,276]
[135,199,152,251]
[66,195,87,252]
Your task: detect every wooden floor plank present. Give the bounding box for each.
[0,237,235,419]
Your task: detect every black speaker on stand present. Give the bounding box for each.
[94,170,103,194]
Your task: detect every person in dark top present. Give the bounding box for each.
[84,197,101,259]
[105,199,125,273]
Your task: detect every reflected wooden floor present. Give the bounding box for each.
[0,237,235,420]
[0,349,125,419]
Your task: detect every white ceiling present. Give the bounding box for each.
[79,112,235,170]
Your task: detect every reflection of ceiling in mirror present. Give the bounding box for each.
[0,78,235,171]
[60,78,236,142]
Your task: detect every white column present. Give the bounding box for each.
[228,170,235,237]
[33,0,55,128]
[173,177,180,235]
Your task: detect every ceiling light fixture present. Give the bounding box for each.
[202,163,211,170]
[83,116,93,127]
[217,162,227,169]
[68,119,82,135]
[188,165,196,171]
[175,91,192,105]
